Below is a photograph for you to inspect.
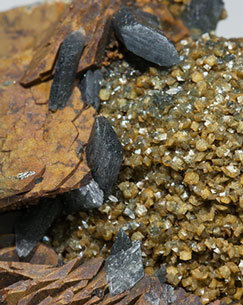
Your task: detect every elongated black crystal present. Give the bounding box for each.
[79,69,102,111]
[112,7,180,67]
[182,0,224,33]
[49,29,85,111]
[86,116,123,198]
[105,230,144,296]
[64,178,104,214]
[15,198,62,257]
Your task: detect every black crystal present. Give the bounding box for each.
[105,230,144,296]
[110,228,132,255]
[112,7,180,67]
[49,29,85,111]
[15,198,62,257]
[86,116,123,198]
[182,0,224,34]
[79,69,102,111]
[64,178,104,214]
[134,9,160,27]
[155,264,167,285]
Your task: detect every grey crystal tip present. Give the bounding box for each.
[112,7,180,67]
[86,116,123,198]
[48,29,85,111]
[105,230,144,296]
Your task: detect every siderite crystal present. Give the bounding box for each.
[30,4,241,304]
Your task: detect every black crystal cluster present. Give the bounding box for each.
[48,6,180,112]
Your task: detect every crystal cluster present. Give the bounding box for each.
[50,34,242,304]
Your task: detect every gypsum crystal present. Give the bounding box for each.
[79,69,102,111]
[112,7,180,67]
[15,198,62,258]
[48,29,85,111]
[64,178,104,214]
[86,116,123,198]
[105,232,144,296]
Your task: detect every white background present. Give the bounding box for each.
[0,0,242,38]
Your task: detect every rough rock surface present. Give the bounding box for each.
[0,79,95,210]
[0,254,226,304]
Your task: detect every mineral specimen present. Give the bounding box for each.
[86,116,123,198]
[182,0,225,34]
[105,230,144,296]
[1,1,241,304]
[48,29,85,111]
[0,253,212,304]
[53,34,243,304]
[20,0,188,87]
[64,178,104,213]
[15,198,62,257]
[112,7,180,67]
[79,69,102,111]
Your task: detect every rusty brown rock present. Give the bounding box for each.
[0,78,94,210]
[0,39,95,211]
[0,254,228,305]
[0,243,58,266]
[0,0,189,211]
[0,256,104,305]
[0,1,67,58]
